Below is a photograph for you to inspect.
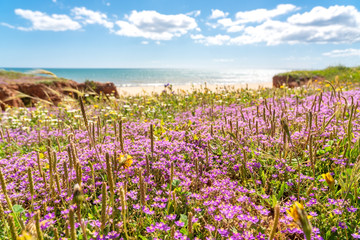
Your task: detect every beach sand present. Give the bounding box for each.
[117,82,273,96]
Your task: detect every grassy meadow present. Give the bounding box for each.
[0,68,360,239]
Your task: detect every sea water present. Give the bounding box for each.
[3,68,287,87]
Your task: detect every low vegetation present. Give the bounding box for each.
[278,65,360,83]
[0,68,359,239]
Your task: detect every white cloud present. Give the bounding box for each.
[187,10,201,17]
[288,5,360,26]
[141,41,149,45]
[209,9,228,19]
[72,7,114,29]
[216,18,244,32]
[114,10,197,40]
[14,9,81,31]
[190,34,205,40]
[227,25,244,33]
[230,19,360,46]
[211,4,297,33]
[191,34,231,46]
[235,4,298,23]
[323,48,360,57]
[52,0,56,2]
[0,22,15,29]
[198,5,360,46]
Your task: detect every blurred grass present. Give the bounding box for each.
[0,70,31,79]
[278,65,360,83]
[0,69,68,84]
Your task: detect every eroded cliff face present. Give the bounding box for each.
[0,78,119,110]
[273,75,325,88]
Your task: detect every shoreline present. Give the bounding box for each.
[117,82,273,96]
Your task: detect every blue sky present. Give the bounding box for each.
[0,0,360,69]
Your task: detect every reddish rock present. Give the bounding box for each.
[0,78,119,110]
[0,85,24,110]
[78,81,119,98]
[18,83,62,106]
[93,82,119,98]
[273,75,325,88]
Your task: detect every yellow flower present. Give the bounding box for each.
[118,154,133,169]
[287,202,302,226]
[17,230,35,240]
[287,202,312,240]
[322,172,335,189]
[94,105,99,109]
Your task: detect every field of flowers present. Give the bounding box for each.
[0,81,360,240]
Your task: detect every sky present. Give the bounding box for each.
[0,0,360,69]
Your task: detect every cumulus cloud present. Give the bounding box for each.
[198,5,360,46]
[235,4,298,23]
[72,7,114,29]
[211,4,297,33]
[14,9,81,31]
[230,20,360,45]
[7,4,360,46]
[114,10,197,40]
[209,9,228,19]
[288,5,360,26]
[216,18,244,32]
[323,48,360,57]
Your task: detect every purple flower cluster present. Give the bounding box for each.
[0,88,359,239]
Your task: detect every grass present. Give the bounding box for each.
[0,69,68,84]
[0,70,33,79]
[278,65,360,83]
[0,69,359,239]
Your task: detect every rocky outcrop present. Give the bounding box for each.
[17,83,62,106]
[0,79,119,110]
[273,75,325,88]
[0,85,25,110]
[78,81,119,98]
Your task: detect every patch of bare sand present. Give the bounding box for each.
[117,82,273,96]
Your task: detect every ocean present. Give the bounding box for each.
[2,68,287,87]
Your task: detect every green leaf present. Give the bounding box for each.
[193,222,201,232]
[324,146,332,152]
[138,235,149,240]
[180,227,188,235]
[317,149,325,155]
[180,214,188,224]
[172,179,181,188]
[277,182,285,200]
[12,204,24,214]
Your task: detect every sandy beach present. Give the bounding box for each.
[117,82,273,96]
